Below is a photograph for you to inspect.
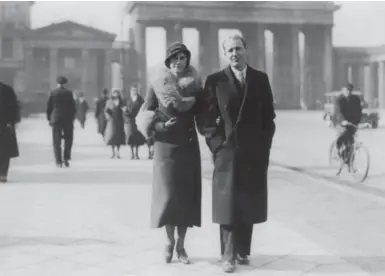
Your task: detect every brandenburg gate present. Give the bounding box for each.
[126,1,337,110]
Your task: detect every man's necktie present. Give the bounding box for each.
[239,71,246,88]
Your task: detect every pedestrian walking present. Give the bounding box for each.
[104,89,125,158]
[76,92,89,129]
[196,34,276,273]
[123,84,146,159]
[138,42,204,264]
[0,81,20,183]
[46,76,76,168]
[95,89,109,138]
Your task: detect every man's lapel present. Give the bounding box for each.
[223,66,239,99]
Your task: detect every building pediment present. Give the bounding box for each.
[29,20,116,41]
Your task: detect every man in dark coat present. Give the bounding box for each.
[94,89,109,137]
[0,81,20,182]
[46,76,76,168]
[333,83,362,160]
[196,34,276,273]
[75,92,89,129]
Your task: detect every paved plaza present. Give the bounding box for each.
[0,111,385,276]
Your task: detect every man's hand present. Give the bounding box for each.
[164,117,177,128]
[216,116,221,126]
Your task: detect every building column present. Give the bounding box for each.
[165,21,183,48]
[378,61,385,108]
[133,21,146,92]
[199,23,219,81]
[324,25,333,93]
[272,25,300,109]
[240,24,265,71]
[370,63,378,108]
[24,47,34,90]
[303,25,327,110]
[49,47,58,90]
[104,49,112,90]
[81,49,89,95]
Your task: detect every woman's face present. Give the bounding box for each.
[169,52,188,75]
[130,87,138,98]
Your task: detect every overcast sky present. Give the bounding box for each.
[30,1,385,47]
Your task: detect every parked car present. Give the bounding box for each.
[323,91,380,128]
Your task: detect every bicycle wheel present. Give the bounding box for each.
[349,143,370,183]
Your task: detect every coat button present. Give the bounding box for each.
[189,138,193,142]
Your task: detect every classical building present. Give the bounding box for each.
[0,2,136,107]
[126,1,337,109]
[2,1,385,110]
[334,46,385,108]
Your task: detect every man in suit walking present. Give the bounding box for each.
[0,81,20,182]
[197,34,276,273]
[46,76,76,168]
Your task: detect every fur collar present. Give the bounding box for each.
[151,65,202,112]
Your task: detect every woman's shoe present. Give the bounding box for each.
[165,244,174,263]
[176,248,190,264]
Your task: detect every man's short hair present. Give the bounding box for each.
[344,83,354,92]
[222,34,247,52]
[56,76,68,85]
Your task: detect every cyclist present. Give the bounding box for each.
[333,83,362,161]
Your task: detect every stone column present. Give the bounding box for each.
[272,25,300,109]
[370,63,379,108]
[303,25,327,110]
[133,22,146,92]
[104,49,112,90]
[165,21,183,48]
[378,61,385,108]
[49,47,58,90]
[357,64,365,91]
[24,47,34,90]
[0,33,2,59]
[199,22,219,81]
[81,49,89,94]
[240,24,265,71]
[324,25,333,93]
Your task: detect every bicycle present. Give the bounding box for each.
[328,121,370,183]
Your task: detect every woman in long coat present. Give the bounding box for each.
[76,93,89,129]
[123,84,146,159]
[104,89,126,158]
[138,42,203,264]
[0,82,20,183]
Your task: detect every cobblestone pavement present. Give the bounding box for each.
[0,112,384,276]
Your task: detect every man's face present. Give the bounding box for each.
[341,87,350,97]
[223,38,247,69]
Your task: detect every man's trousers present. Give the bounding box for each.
[220,223,253,261]
[52,122,74,164]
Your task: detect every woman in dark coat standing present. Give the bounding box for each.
[0,82,20,183]
[104,89,126,158]
[138,42,203,264]
[123,84,146,159]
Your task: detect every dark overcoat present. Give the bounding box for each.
[196,66,276,225]
[46,87,76,125]
[123,96,146,146]
[76,100,89,124]
[0,82,20,159]
[95,97,108,135]
[140,66,203,228]
[104,100,126,146]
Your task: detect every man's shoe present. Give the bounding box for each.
[64,160,70,167]
[0,176,6,183]
[223,260,235,273]
[56,163,62,168]
[236,254,250,265]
